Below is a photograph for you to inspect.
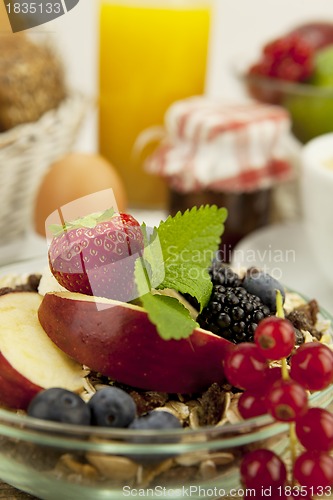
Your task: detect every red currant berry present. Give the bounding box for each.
[254,316,296,360]
[223,343,269,390]
[264,366,283,386]
[238,390,267,419]
[294,450,333,489]
[296,408,333,452]
[290,342,333,391]
[240,448,287,492]
[265,379,308,422]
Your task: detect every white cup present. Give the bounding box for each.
[301,133,333,285]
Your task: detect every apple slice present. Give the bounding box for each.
[38,291,233,394]
[0,292,86,410]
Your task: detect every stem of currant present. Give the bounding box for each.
[276,290,289,381]
[275,289,297,486]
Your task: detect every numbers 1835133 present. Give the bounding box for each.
[6,3,62,15]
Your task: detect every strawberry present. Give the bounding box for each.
[48,209,144,302]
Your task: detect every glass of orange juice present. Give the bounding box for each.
[98,0,212,208]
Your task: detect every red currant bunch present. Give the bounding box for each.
[249,32,314,82]
[223,310,333,495]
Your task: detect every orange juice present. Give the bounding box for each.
[99,0,211,208]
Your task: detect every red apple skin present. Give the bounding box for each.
[38,292,233,394]
[0,353,42,410]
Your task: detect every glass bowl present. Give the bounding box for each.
[0,388,332,500]
[0,257,333,500]
[242,72,333,144]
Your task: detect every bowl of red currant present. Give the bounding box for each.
[242,22,333,143]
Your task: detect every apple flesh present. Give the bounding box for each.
[38,291,233,394]
[0,292,86,410]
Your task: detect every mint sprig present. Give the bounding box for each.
[134,205,227,341]
[135,257,198,340]
[156,205,227,310]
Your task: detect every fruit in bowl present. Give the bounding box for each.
[0,205,333,499]
[244,22,333,143]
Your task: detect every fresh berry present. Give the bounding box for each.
[249,33,314,82]
[290,342,333,391]
[128,410,182,463]
[265,379,308,422]
[240,449,287,493]
[48,209,144,302]
[198,284,271,343]
[88,387,136,428]
[223,343,269,390]
[238,366,283,419]
[27,388,91,425]
[293,450,333,489]
[296,408,333,452]
[129,410,182,432]
[263,366,283,386]
[238,390,267,419]
[242,270,285,313]
[254,316,296,360]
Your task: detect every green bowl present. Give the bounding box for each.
[243,73,333,144]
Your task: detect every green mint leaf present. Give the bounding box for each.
[140,293,198,340]
[134,257,197,340]
[135,257,152,297]
[156,205,227,310]
[134,205,227,341]
[140,224,165,289]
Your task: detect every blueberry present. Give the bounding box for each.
[127,411,182,464]
[243,270,285,313]
[27,388,91,425]
[129,410,182,432]
[88,387,136,428]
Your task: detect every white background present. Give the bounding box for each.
[41,0,333,152]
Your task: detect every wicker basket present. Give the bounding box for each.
[0,92,87,243]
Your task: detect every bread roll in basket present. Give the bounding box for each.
[0,34,87,243]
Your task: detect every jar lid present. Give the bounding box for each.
[146,97,298,193]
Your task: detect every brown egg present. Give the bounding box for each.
[34,153,127,236]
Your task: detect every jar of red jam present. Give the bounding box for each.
[146,97,299,259]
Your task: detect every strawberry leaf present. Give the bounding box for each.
[49,208,115,235]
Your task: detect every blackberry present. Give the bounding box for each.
[198,284,271,344]
[210,260,241,288]
[181,261,240,311]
